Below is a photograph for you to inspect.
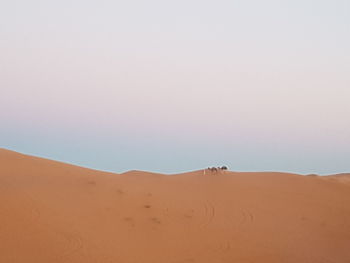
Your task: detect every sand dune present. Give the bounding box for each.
[322,173,350,185]
[1,148,349,263]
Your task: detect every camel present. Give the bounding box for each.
[207,167,218,173]
[205,166,228,174]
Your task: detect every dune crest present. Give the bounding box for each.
[1,149,350,263]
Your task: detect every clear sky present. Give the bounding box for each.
[1,0,349,174]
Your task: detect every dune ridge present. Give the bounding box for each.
[1,148,349,263]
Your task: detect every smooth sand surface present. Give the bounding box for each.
[1,148,350,263]
[322,173,350,185]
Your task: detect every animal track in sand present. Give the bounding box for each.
[214,204,255,254]
[150,217,161,224]
[87,180,96,185]
[116,189,124,195]
[198,201,216,229]
[159,199,217,231]
[8,186,85,261]
[30,207,41,220]
[57,231,84,261]
[239,209,254,226]
[218,241,231,253]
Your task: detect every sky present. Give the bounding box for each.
[1,0,349,175]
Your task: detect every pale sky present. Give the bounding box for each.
[1,0,349,174]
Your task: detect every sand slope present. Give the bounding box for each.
[322,173,350,185]
[1,149,349,263]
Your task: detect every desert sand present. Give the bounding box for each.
[1,148,349,263]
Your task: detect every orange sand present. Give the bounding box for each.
[1,148,349,263]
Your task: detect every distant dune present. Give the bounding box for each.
[322,173,350,185]
[1,148,349,263]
